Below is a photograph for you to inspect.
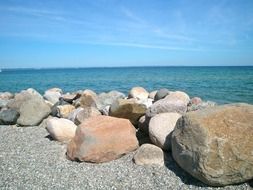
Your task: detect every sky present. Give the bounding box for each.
[0,0,253,68]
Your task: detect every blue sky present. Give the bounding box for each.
[0,0,253,68]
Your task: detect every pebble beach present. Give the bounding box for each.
[0,125,252,190]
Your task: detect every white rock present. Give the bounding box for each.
[149,112,181,151]
[46,117,77,142]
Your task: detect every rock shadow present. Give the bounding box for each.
[163,151,208,187]
[44,134,54,141]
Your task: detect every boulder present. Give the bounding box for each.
[165,91,190,105]
[128,87,149,100]
[17,98,51,126]
[67,116,139,163]
[0,92,14,100]
[133,144,164,167]
[61,93,81,104]
[0,109,20,125]
[56,104,75,118]
[154,88,170,101]
[146,97,187,118]
[7,88,43,110]
[96,91,125,111]
[148,90,157,99]
[46,117,77,142]
[149,113,181,151]
[74,107,101,125]
[43,88,62,104]
[109,98,147,125]
[171,103,253,186]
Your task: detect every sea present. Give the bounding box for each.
[0,66,253,104]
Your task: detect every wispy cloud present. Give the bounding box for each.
[82,41,203,51]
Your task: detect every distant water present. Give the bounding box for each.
[0,66,253,104]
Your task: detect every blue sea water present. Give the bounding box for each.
[0,66,253,104]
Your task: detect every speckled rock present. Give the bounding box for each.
[67,115,139,163]
[149,113,181,151]
[133,144,164,167]
[172,103,253,186]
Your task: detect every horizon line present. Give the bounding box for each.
[1,65,253,70]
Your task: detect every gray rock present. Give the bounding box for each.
[0,109,20,125]
[133,144,164,167]
[187,100,216,112]
[7,88,43,111]
[172,103,253,186]
[96,90,125,111]
[154,88,169,101]
[17,98,51,126]
[0,99,10,109]
[146,98,187,118]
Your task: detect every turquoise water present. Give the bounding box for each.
[0,66,253,104]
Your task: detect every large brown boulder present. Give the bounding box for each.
[109,98,147,125]
[67,116,139,163]
[171,103,253,186]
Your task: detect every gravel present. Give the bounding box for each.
[0,125,252,190]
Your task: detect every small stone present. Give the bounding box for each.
[133,144,164,167]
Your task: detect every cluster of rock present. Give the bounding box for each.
[0,87,252,187]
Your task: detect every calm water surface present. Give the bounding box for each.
[0,66,252,104]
